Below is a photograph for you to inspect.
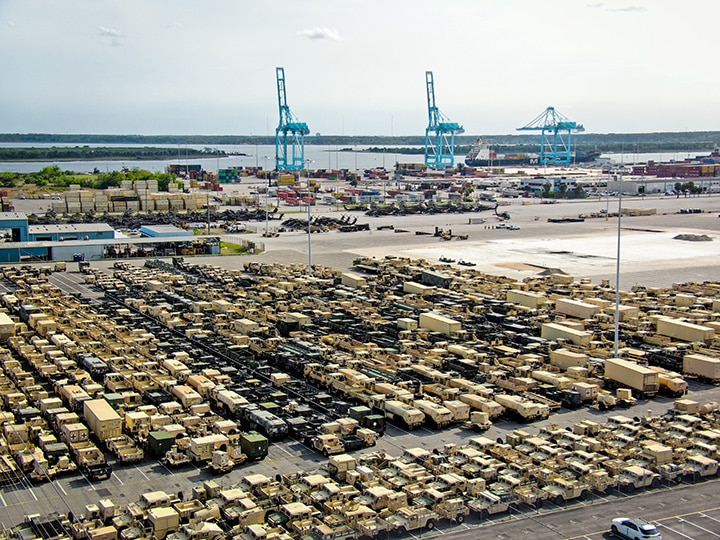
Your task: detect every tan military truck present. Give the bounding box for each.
[466,490,512,520]
[384,506,438,535]
[541,476,590,504]
[312,434,345,457]
[616,465,661,492]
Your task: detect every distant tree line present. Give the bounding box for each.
[1,132,719,150]
[0,146,228,162]
[0,165,177,190]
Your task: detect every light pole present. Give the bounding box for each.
[264,184,269,237]
[614,172,623,358]
[605,185,610,221]
[305,159,313,275]
[263,156,270,236]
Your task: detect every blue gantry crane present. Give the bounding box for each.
[424,71,464,168]
[517,106,584,165]
[275,67,310,171]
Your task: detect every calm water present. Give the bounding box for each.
[0,143,705,174]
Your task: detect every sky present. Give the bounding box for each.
[1,0,718,136]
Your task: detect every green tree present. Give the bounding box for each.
[571,184,587,199]
[35,165,65,186]
[0,172,20,187]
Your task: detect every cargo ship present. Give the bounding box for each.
[464,139,600,167]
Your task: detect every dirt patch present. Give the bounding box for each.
[494,262,547,272]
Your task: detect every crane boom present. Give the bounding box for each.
[424,71,463,169]
[275,67,309,171]
[517,106,584,165]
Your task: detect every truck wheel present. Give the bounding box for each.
[456,515,465,524]
[652,477,661,488]
[479,509,489,520]
[397,526,407,536]
[426,520,435,530]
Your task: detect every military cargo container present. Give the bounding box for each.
[147,431,176,458]
[683,353,720,383]
[656,317,714,343]
[239,431,269,461]
[84,399,123,441]
[604,358,660,397]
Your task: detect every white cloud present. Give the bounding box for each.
[165,22,182,29]
[607,5,646,12]
[586,2,604,8]
[98,26,122,37]
[7,21,15,28]
[298,26,340,41]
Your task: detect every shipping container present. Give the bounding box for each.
[84,399,123,441]
[541,323,592,346]
[419,312,461,336]
[506,289,546,309]
[656,317,714,343]
[555,298,599,319]
[683,353,720,383]
[604,358,659,397]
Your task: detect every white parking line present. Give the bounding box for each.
[112,472,124,485]
[19,478,39,501]
[84,474,97,489]
[700,512,720,524]
[134,466,149,480]
[273,445,293,457]
[0,493,6,507]
[660,522,695,539]
[56,482,67,496]
[677,517,720,537]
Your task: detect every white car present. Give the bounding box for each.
[611,517,662,539]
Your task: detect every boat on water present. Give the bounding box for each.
[464,139,600,167]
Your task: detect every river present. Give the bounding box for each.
[0,143,705,174]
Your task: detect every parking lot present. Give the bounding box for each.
[2,194,720,536]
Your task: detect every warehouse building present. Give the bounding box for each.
[0,212,219,263]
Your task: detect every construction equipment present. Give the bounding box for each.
[424,71,464,168]
[275,67,309,171]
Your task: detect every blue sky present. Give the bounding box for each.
[1,0,717,135]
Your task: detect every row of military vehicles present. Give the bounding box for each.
[9,398,720,540]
